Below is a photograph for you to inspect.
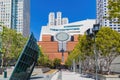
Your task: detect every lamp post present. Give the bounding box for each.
[86,24,100,80]
[79,56,82,74]
[0,35,1,48]
[72,59,75,72]
[0,24,3,68]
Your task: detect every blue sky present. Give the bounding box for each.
[31,0,96,40]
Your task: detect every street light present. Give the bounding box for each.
[0,24,3,68]
[86,24,100,80]
[72,59,75,72]
[78,55,82,74]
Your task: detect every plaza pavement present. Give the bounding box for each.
[51,70,94,80]
[0,68,94,80]
[0,68,57,80]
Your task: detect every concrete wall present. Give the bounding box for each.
[110,55,120,73]
[98,74,120,80]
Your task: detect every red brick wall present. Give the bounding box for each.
[74,35,79,41]
[38,34,80,63]
[46,52,68,62]
[42,35,52,41]
[66,41,78,52]
[38,41,58,53]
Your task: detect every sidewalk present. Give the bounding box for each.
[51,70,94,80]
[62,71,94,80]
[0,68,13,80]
[0,69,95,80]
[30,69,58,80]
[0,68,56,80]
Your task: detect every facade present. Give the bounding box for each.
[48,12,55,26]
[0,0,30,37]
[38,12,95,63]
[48,12,68,26]
[96,0,120,32]
[56,12,62,25]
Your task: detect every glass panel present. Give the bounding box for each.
[10,33,40,80]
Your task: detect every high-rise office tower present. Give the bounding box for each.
[56,12,62,25]
[0,0,12,28]
[0,0,30,37]
[96,0,120,32]
[48,12,55,26]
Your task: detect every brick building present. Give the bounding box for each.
[38,12,95,63]
[38,34,79,63]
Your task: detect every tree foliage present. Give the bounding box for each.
[107,0,120,23]
[1,27,27,67]
[37,47,53,67]
[53,58,61,69]
[66,27,120,74]
[96,27,120,74]
[37,47,62,69]
[66,35,83,67]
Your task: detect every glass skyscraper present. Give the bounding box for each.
[0,0,30,37]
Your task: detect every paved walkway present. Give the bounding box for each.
[51,70,94,80]
[0,69,95,80]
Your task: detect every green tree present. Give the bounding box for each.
[66,35,95,72]
[37,47,52,67]
[65,38,81,67]
[66,27,120,74]
[78,35,95,72]
[1,27,27,67]
[96,27,120,74]
[107,0,120,23]
[53,58,61,69]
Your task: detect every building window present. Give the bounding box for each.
[109,25,112,26]
[51,36,54,41]
[118,30,120,32]
[71,36,74,41]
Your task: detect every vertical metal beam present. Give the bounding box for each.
[0,26,3,68]
[73,59,75,72]
[79,56,82,74]
[0,26,2,68]
[93,33,98,80]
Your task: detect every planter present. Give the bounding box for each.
[98,74,120,80]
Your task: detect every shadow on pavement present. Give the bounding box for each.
[30,76,44,79]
